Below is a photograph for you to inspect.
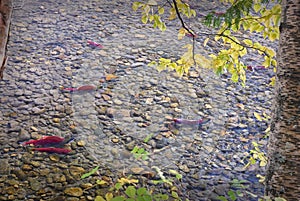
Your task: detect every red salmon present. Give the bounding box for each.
[32,147,71,154]
[77,85,96,91]
[61,85,96,92]
[87,40,103,48]
[22,136,64,146]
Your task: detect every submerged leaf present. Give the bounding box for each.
[81,166,99,179]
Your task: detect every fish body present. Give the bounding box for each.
[22,136,65,146]
[62,85,96,92]
[173,118,210,125]
[87,40,103,48]
[32,147,71,154]
[246,66,266,71]
[62,87,78,92]
[77,85,96,91]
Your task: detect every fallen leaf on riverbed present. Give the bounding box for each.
[236,103,245,110]
[105,74,118,81]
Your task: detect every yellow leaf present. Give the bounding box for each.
[269,32,278,41]
[105,74,118,81]
[271,59,277,67]
[253,3,261,12]
[178,28,186,40]
[260,160,267,167]
[203,38,209,47]
[243,39,253,46]
[132,2,142,11]
[141,14,148,24]
[269,76,276,86]
[254,112,262,121]
[94,196,106,201]
[105,192,113,201]
[158,7,164,15]
[96,180,108,185]
[117,177,139,185]
[262,56,271,67]
[265,126,270,133]
[169,8,176,20]
[149,15,154,22]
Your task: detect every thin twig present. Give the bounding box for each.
[172,0,196,65]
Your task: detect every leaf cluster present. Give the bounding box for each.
[148,44,210,77]
[133,0,281,85]
[131,146,150,160]
[206,0,280,85]
[245,141,267,168]
[132,0,196,32]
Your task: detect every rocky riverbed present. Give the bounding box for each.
[0,0,275,200]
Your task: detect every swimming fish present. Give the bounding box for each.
[61,85,96,92]
[22,136,65,146]
[87,40,103,48]
[32,147,71,154]
[246,66,266,71]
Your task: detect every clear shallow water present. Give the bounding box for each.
[0,0,274,200]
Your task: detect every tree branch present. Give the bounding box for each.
[172,0,197,67]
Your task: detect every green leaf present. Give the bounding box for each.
[115,182,123,190]
[143,133,153,143]
[231,72,239,83]
[111,196,126,201]
[105,192,113,201]
[81,166,99,179]
[137,187,148,196]
[243,39,253,46]
[132,2,142,11]
[171,191,179,199]
[148,61,157,67]
[96,179,108,185]
[228,190,237,201]
[158,7,164,15]
[217,196,228,201]
[151,180,163,184]
[153,193,169,201]
[95,196,106,201]
[125,186,136,198]
[236,190,243,197]
[274,198,287,201]
[253,3,261,12]
[141,14,148,24]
